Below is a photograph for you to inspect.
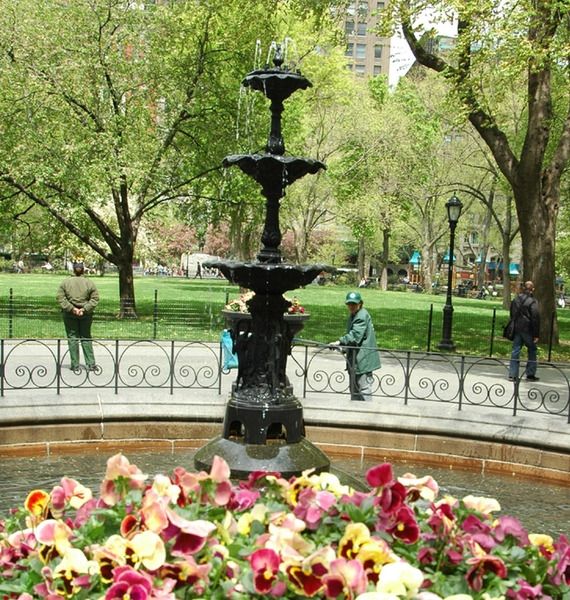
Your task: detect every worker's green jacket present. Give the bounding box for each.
[339,307,381,375]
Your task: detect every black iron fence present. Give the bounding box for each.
[1,338,568,424]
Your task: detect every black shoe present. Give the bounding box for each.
[87,364,98,372]
[508,376,516,381]
[69,365,80,371]
[526,375,540,381]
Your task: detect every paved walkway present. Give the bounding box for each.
[0,339,568,454]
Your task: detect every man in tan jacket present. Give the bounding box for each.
[56,260,99,371]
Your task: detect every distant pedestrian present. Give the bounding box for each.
[329,291,381,401]
[194,261,202,279]
[508,281,540,382]
[56,259,99,371]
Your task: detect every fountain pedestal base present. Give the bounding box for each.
[193,435,330,479]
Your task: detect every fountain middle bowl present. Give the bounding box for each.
[203,259,330,295]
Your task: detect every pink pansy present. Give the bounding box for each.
[35,518,74,556]
[322,558,367,599]
[73,497,99,528]
[100,454,147,506]
[493,515,529,545]
[205,455,232,506]
[141,488,170,534]
[249,548,284,595]
[293,488,336,529]
[548,534,570,586]
[506,579,551,599]
[59,477,93,510]
[210,455,231,482]
[105,565,154,600]
[166,511,216,556]
[378,481,407,515]
[170,467,201,505]
[104,453,148,482]
[366,463,394,488]
[398,473,439,502]
[151,474,180,504]
[228,487,261,511]
[427,502,456,536]
[465,554,507,591]
[340,490,369,507]
[461,514,496,551]
[157,556,211,592]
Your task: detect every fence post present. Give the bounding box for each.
[218,338,223,396]
[303,344,308,399]
[8,288,14,339]
[114,340,119,394]
[56,339,61,395]
[427,304,433,352]
[404,351,411,405]
[0,339,4,397]
[489,308,496,357]
[458,355,465,410]
[170,340,175,395]
[153,290,158,340]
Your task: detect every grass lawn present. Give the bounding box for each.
[1,272,568,361]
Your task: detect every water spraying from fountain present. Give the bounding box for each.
[195,42,333,478]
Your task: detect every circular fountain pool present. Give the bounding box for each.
[0,450,567,538]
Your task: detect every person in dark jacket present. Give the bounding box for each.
[329,291,381,401]
[57,260,99,371]
[508,281,540,381]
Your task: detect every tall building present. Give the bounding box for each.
[344,0,389,78]
[344,1,457,86]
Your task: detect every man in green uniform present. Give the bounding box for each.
[329,291,381,401]
[57,260,100,371]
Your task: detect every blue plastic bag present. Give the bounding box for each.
[221,329,238,370]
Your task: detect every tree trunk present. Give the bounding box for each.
[421,245,432,292]
[117,258,137,318]
[378,228,390,290]
[515,186,557,344]
[358,238,366,280]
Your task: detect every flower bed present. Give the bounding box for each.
[0,454,568,599]
[225,291,307,314]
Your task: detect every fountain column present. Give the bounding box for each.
[194,45,333,478]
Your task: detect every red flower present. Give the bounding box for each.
[286,558,328,597]
[366,463,394,488]
[105,565,153,599]
[386,505,420,544]
[249,548,282,595]
[465,555,507,591]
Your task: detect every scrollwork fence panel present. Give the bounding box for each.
[1,338,569,423]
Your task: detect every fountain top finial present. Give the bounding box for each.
[273,44,284,70]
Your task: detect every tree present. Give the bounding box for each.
[0,0,298,315]
[385,0,570,342]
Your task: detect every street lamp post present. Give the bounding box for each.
[438,194,463,351]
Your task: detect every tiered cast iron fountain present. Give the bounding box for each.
[194,46,332,478]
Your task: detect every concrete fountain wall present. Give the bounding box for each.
[0,383,567,485]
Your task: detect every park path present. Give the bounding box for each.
[0,338,568,453]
